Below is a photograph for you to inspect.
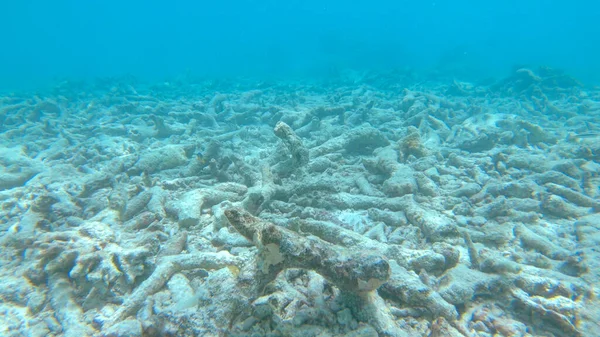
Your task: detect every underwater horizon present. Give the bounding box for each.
[1,0,600,90]
[1,2,600,337]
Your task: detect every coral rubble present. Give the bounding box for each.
[0,70,598,336]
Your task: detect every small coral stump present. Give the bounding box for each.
[274,121,309,165]
[224,208,390,293]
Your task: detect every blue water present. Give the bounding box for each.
[1,2,599,336]
[1,0,599,89]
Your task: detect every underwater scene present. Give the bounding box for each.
[1,1,599,336]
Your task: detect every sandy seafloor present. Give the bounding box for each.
[0,68,599,337]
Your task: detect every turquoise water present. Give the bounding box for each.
[1,1,599,89]
[1,2,599,337]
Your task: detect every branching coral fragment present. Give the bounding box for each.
[224,208,390,293]
[224,208,412,336]
[103,252,241,328]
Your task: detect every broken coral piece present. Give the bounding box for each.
[224,207,390,293]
